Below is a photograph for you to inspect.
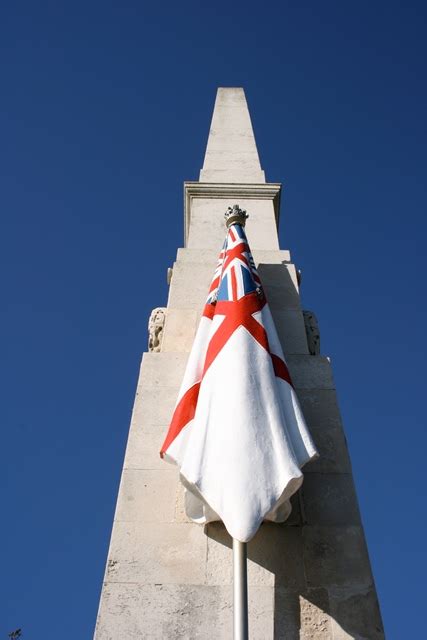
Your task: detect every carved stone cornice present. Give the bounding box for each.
[183,181,282,246]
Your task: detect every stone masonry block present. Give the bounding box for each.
[187,197,279,251]
[206,524,275,587]
[95,583,274,640]
[206,522,306,590]
[138,352,188,388]
[95,86,384,640]
[130,386,177,429]
[297,390,352,474]
[253,249,292,264]
[123,425,167,470]
[167,261,213,310]
[174,482,193,523]
[288,356,335,390]
[259,263,301,310]
[303,526,374,589]
[271,308,309,355]
[161,308,199,352]
[115,468,178,524]
[106,521,207,585]
[167,259,300,316]
[176,248,221,266]
[167,261,303,314]
[274,587,332,640]
[299,589,332,639]
[328,586,385,640]
[258,262,299,290]
[301,474,362,526]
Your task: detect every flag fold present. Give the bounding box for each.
[160,220,318,542]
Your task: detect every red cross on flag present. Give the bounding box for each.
[160,207,318,542]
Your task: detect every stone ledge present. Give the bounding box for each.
[184,181,281,245]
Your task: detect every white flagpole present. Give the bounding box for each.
[233,538,248,640]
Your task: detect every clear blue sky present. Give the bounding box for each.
[2,2,426,638]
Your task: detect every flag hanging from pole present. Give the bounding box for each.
[160,205,318,542]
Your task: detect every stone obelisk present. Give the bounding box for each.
[94,88,384,639]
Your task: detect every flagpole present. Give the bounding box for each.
[233,538,248,640]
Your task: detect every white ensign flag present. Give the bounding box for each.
[161,214,318,542]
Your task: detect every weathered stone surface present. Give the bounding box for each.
[168,260,302,312]
[174,483,193,523]
[273,588,332,639]
[161,308,199,352]
[258,262,301,310]
[167,260,213,310]
[187,197,280,251]
[272,588,301,639]
[299,589,332,639]
[176,247,291,265]
[272,308,309,355]
[328,586,385,640]
[95,583,274,640]
[200,87,266,184]
[285,491,304,526]
[123,426,167,470]
[254,249,291,265]
[107,522,207,585]
[138,352,188,388]
[167,261,303,314]
[258,261,300,291]
[297,390,352,474]
[95,87,383,639]
[301,474,361,526]
[206,522,306,589]
[206,529,275,587]
[303,526,373,589]
[115,469,178,523]
[131,386,177,427]
[288,356,335,390]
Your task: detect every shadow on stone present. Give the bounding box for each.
[205,490,384,639]
[257,263,300,311]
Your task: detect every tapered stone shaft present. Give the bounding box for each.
[94,88,384,639]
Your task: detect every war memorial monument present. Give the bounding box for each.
[94,88,384,639]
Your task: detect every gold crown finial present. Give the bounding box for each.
[224,204,249,228]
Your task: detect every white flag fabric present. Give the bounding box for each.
[160,221,318,542]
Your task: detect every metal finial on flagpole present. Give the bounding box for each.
[225,204,249,228]
[233,539,249,640]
